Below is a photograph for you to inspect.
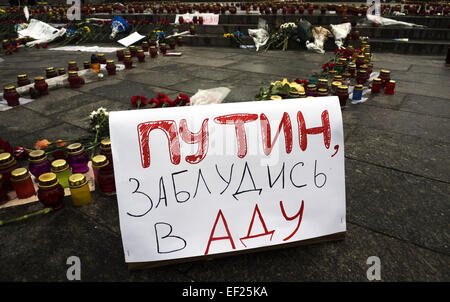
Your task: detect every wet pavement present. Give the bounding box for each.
[0,44,449,282]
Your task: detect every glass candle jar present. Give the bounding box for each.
[335,62,344,75]
[356,55,365,68]
[0,152,20,189]
[352,84,363,102]
[331,81,342,95]
[98,53,106,64]
[34,76,49,96]
[58,68,66,76]
[37,172,65,210]
[150,38,157,47]
[333,75,343,83]
[379,69,391,88]
[129,46,137,57]
[298,91,306,98]
[141,41,149,52]
[2,39,9,50]
[83,61,90,69]
[149,46,158,58]
[371,78,382,94]
[68,173,92,206]
[317,78,328,90]
[306,84,317,97]
[177,36,183,47]
[90,54,100,73]
[66,143,89,174]
[385,80,396,95]
[46,67,57,79]
[28,149,52,179]
[11,168,36,199]
[337,85,349,107]
[328,69,337,83]
[99,138,113,165]
[160,43,167,55]
[3,85,20,107]
[124,55,133,69]
[51,159,71,188]
[17,74,31,87]
[317,88,328,97]
[92,155,116,193]
[68,71,85,89]
[68,61,79,71]
[169,39,176,50]
[189,25,196,35]
[356,70,368,84]
[137,49,145,62]
[106,60,116,75]
[116,49,124,61]
[348,63,356,77]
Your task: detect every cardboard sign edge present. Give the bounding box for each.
[127,231,346,270]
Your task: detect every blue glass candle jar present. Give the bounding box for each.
[28,149,52,179]
[66,143,89,174]
[352,84,363,101]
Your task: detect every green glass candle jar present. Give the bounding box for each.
[51,159,71,188]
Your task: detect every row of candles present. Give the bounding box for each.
[0,139,115,210]
[2,36,186,107]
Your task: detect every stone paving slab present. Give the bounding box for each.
[0,45,449,282]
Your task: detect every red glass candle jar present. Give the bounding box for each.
[34,76,49,96]
[149,46,158,58]
[193,16,198,24]
[150,38,157,47]
[178,16,184,24]
[3,85,20,107]
[129,46,137,57]
[28,149,52,179]
[317,88,328,97]
[100,138,113,165]
[348,63,356,77]
[379,69,391,88]
[0,152,20,192]
[356,55,365,68]
[83,61,90,69]
[17,74,31,87]
[198,16,204,25]
[116,49,125,61]
[159,43,167,55]
[37,172,65,210]
[136,49,145,62]
[68,71,85,89]
[337,85,349,107]
[46,67,57,79]
[98,53,106,64]
[317,78,328,90]
[92,155,116,193]
[306,84,317,97]
[58,68,66,76]
[169,39,176,50]
[177,36,183,47]
[11,168,36,199]
[371,78,382,94]
[356,70,368,84]
[106,60,116,75]
[0,174,8,205]
[141,41,149,52]
[124,55,133,69]
[66,143,89,174]
[331,81,342,95]
[385,80,396,95]
[68,61,79,71]
[2,39,9,50]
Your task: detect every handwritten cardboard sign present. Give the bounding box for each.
[109,97,346,265]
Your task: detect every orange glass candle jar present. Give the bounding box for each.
[3,85,20,106]
[11,168,36,199]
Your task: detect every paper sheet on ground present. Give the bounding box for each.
[17,19,66,47]
[50,45,124,53]
[117,32,146,47]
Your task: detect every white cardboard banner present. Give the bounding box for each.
[109,97,346,264]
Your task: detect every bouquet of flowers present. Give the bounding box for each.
[265,22,298,51]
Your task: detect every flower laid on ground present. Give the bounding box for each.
[13,146,29,160]
[224,31,247,48]
[130,95,147,108]
[174,93,190,106]
[256,78,305,101]
[34,139,50,150]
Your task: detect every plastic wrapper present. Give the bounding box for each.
[248,28,269,51]
[330,22,352,49]
[110,16,130,39]
[366,14,424,27]
[190,87,231,106]
[307,26,333,54]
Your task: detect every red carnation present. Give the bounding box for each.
[0,138,13,154]
[14,146,29,160]
[149,97,161,108]
[130,95,147,108]
[174,93,190,106]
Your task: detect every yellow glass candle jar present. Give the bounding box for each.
[68,173,92,206]
[51,159,71,188]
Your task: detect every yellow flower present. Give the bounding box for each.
[84,26,91,33]
[288,82,305,93]
[0,9,6,14]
